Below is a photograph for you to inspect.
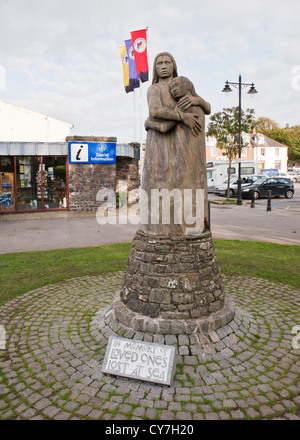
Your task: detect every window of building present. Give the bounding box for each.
[17,156,42,211]
[261,148,265,156]
[43,157,67,209]
[210,146,217,156]
[0,155,67,213]
[241,147,247,157]
[275,148,280,156]
[0,157,15,212]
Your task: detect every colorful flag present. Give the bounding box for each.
[130,29,149,83]
[119,45,131,93]
[125,39,140,91]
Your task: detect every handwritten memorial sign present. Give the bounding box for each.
[101,336,176,386]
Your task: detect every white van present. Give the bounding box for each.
[206,160,258,191]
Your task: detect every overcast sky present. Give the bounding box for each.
[0,0,299,143]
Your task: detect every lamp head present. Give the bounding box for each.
[222,81,233,93]
[247,83,258,94]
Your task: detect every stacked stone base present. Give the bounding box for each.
[105,292,235,336]
[107,229,235,336]
[121,230,227,319]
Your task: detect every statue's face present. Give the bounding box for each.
[155,55,174,79]
[170,78,186,99]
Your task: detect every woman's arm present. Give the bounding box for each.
[147,85,202,136]
[145,117,177,133]
[177,93,211,115]
[147,85,182,122]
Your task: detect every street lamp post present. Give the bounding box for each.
[222,75,258,205]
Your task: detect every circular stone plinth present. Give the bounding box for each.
[0,273,299,420]
[106,292,235,336]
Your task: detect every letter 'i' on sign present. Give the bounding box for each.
[130,29,149,83]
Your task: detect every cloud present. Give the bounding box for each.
[0,0,299,142]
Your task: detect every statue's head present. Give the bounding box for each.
[170,76,196,99]
[152,52,178,84]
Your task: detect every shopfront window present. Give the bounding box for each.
[0,156,15,212]
[17,156,42,211]
[43,157,67,209]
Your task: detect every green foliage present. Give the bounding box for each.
[267,126,300,163]
[116,191,129,208]
[207,106,256,157]
[253,117,280,132]
[206,106,256,198]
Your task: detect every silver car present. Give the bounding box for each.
[213,175,266,198]
[286,172,300,183]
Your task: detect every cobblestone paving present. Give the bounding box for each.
[0,273,299,420]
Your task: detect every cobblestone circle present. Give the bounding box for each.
[0,272,299,420]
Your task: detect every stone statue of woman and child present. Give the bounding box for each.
[109,52,233,334]
[141,52,211,236]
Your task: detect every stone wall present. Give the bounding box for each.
[67,136,117,212]
[68,162,116,211]
[116,143,140,202]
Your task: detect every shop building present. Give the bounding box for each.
[0,137,140,214]
[0,101,140,214]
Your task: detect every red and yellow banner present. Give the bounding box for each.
[130,29,149,83]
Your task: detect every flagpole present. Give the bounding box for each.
[133,89,137,141]
[139,80,144,178]
[139,80,142,147]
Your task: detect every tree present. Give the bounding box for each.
[253,117,280,133]
[253,117,300,164]
[266,126,300,164]
[206,107,255,199]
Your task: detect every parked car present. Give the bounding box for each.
[213,175,266,198]
[287,171,300,183]
[258,169,279,176]
[241,177,294,199]
[259,169,298,182]
[273,171,294,180]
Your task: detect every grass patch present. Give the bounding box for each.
[0,243,132,306]
[214,240,300,289]
[0,240,299,307]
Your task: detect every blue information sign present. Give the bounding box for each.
[69,142,116,164]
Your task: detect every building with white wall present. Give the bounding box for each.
[206,132,288,172]
[0,100,73,142]
[251,133,288,172]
